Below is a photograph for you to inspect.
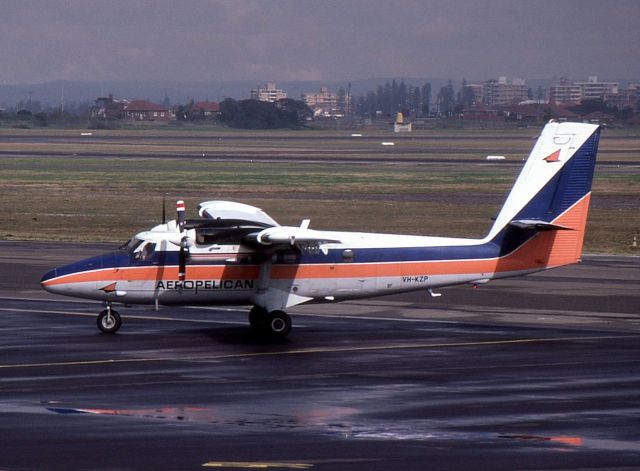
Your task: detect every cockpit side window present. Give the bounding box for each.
[134,242,156,261]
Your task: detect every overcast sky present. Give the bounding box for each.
[1,0,639,85]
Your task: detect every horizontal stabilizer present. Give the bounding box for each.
[509,219,574,231]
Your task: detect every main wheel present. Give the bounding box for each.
[265,310,292,338]
[249,306,267,332]
[97,309,122,334]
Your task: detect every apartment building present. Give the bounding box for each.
[482,77,528,107]
[302,87,341,118]
[574,76,618,101]
[250,83,287,102]
[550,79,582,105]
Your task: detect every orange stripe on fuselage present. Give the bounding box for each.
[42,265,261,287]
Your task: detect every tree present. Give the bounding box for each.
[436,81,455,117]
[409,86,421,118]
[398,81,408,111]
[219,98,310,129]
[460,79,476,108]
[275,98,313,123]
[421,82,431,116]
[337,87,347,116]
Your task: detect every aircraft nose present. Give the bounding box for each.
[40,268,58,291]
[41,267,57,284]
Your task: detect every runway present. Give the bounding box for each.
[1,241,639,470]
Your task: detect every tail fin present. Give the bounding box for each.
[487,121,600,271]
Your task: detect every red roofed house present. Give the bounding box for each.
[192,101,221,118]
[124,100,175,122]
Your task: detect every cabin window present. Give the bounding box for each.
[342,249,354,262]
[278,251,299,264]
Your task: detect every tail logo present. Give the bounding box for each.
[543,150,561,163]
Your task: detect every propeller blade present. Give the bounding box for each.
[162,196,166,224]
[178,241,187,282]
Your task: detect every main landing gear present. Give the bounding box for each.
[96,304,122,334]
[249,306,292,338]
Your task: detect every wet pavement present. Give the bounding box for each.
[0,242,639,470]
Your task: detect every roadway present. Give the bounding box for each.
[0,241,639,470]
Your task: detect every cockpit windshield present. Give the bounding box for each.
[120,239,144,253]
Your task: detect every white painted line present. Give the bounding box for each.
[0,307,245,325]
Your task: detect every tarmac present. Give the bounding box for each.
[1,240,639,470]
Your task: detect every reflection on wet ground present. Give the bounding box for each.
[30,400,640,455]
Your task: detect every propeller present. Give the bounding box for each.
[178,236,187,282]
[176,200,188,282]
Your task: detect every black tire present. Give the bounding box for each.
[249,306,267,331]
[265,310,292,338]
[97,309,122,334]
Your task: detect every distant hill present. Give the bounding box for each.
[1,77,635,110]
[0,78,480,109]
[0,79,450,109]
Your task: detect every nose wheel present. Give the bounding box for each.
[97,306,122,334]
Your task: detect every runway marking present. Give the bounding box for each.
[202,462,312,469]
[0,334,638,370]
[0,307,245,326]
[293,311,461,324]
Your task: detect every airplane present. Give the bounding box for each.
[41,121,601,338]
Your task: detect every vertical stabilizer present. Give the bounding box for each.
[487,121,600,271]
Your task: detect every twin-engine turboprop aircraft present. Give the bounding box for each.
[41,121,601,338]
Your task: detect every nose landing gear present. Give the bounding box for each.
[97,304,122,334]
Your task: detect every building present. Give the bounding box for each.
[574,76,618,101]
[550,76,623,106]
[393,110,412,132]
[482,77,528,107]
[465,84,484,106]
[302,87,342,119]
[462,103,503,121]
[550,79,582,105]
[504,103,579,123]
[250,83,287,103]
[192,100,220,117]
[92,94,130,119]
[123,100,174,122]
